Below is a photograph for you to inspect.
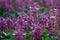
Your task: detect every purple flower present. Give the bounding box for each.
[31,27,42,39]
[2,3,14,12]
[37,0,60,8]
[14,0,24,11]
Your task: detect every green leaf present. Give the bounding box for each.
[42,28,48,34]
[0,29,16,40]
[38,7,45,17]
[50,36,57,40]
[24,30,32,40]
[23,8,29,14]
[8,36,16,40]
[45,37,50,40]
[41,37,45,40]
[44,34,49,37]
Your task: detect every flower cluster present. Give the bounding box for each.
[0,0,60,40]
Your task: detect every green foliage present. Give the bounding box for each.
[23,8,29,14]
[24,30,32,40]
[38,6,49,17]
[39,28,58,40]
[0,4,18,18]
[41,28,50,40]
[38,7,44,17]
[42,28,48,34]
[0,29,16,40]
[50,36,57,40]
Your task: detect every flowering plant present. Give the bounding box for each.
[0,0,60,40]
